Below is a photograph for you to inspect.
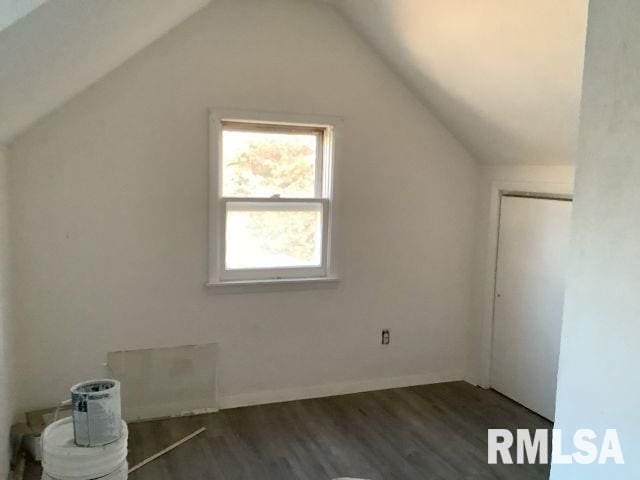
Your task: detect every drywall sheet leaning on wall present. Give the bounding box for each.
[107,344,218,421]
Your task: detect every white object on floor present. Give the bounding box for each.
[41,417,128,480]
[108,343,218,421]
[42,461,128,480]
[71,379,122,447]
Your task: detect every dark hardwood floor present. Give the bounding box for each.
[26,381,551,479]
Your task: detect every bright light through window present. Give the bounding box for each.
[225,203,323,269]
[210,115,335,283]
[222,130,318,198]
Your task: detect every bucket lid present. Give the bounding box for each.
[42,417,128,480]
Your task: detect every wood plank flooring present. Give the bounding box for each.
[26,381,551,479]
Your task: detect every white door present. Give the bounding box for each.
[491,195,572,420]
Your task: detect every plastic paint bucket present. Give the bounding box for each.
[71,379,122,447]
[41,417,128,480]
[41,461,128,480]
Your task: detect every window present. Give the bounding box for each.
[208,111,338,285]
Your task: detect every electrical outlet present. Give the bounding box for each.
[381,329,390,345]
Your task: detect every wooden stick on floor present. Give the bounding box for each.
[128,427,207,474]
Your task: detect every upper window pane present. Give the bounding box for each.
[222,127,319,198]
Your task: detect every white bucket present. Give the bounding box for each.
[71,379,122,447]
[42,417,128,480]
[42,461,128,480]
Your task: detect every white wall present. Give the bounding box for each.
[552,1,640,477]
[0,146,15,478]
[9,0,478,413]
[467,165,574,386]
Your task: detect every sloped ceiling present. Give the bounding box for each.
[0,0,211,144]
[2,0,588,165]
[0,0,47,30]
[328,0,589,165]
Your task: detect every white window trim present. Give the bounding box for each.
[207,109,341,289]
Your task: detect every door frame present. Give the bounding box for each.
[478,180,573,389]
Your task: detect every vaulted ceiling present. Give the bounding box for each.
[0,0,46,30]
[0,0,211,144]
[1,0,588,165]
[328,0,589,165]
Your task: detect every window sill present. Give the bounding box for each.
[205,276,340,294]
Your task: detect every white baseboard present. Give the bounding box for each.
[218,370,465,410]
[464,373,480,387]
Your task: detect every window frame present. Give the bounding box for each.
[208,109,340,287]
